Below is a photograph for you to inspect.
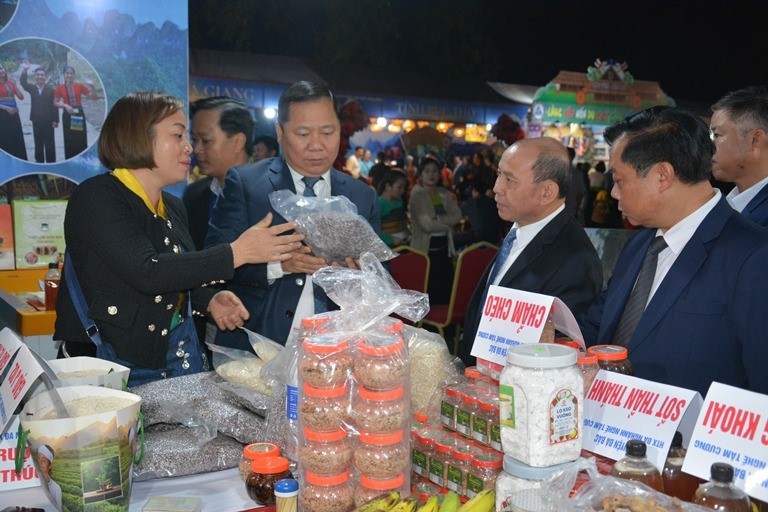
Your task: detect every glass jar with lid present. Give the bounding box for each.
[354,333,408,391]
[412,428,443,478]
[299,313,336,341]
[472,396,497,447]
[299,382,350,431]
[354,429,408,478]
[441,383,469,430]
[355,473,406,509]
[300,333,353,388]
[300,426,352,475]
[500,344,583,467]
[428,436,461,487]
[240,442,279,481]
[246,456,293,506]
[446,444,477,496]
[353,385,408,433]
[495,455,571,512]
[467,451,503,498]
[300,469,355,512]
[587,344,634,375]
[577,353,600,395]
[456,390,481,438]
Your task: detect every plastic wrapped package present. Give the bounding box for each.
[208,342,273,396]
[405,325,464,412]
[133,424,244,481]
[270,190,396,263]
[187,396,267,445]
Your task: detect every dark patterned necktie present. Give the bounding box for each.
[476,228,517,321]
[302,177,321,197]
[613,235,668,345]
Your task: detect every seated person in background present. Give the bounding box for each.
[453,181,502,249]
[377,169,410,247]
[578,106,768,396]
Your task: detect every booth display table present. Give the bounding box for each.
[0,268,59,360]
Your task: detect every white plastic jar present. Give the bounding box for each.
[499,344,583,467]
[495,455,571,511]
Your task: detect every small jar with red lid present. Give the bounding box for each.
[300,469,355,512]
[246,456,293,506]
[354,333,408,391]
[412,428,443,478]
[428,436,461,487]
[471,396,496,447]
[467,451,503,498]
[446,445,478,496]
[300,426,352,475]
[413,407,431,426]
[413,479,442,504]
[354,429,408,478]
[353,385,407,433]
[299,313,336,340]
[456,390,481,438]
[239,442,279,481]
[577,353,600,395]
[588,344,634,375]
[441,383,469,430]
[300,333,353,388]
[555,339,583,352]
[376,317,405,340]
[355,473,407,508]
[299,382,350,431]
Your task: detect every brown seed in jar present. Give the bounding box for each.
[300,470,355,512]
[354,337,409,390]
[300,383,350,431]
[301,336,354,387]
[353,430,407,478]
[353,386,407,433]
[300,428,352,475]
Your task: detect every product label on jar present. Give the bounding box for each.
[412,448,428,477]
[456,408,471,436]
[445,463,464,494]
[286,384,298,421]
[466,473,484,498]
[428,457,446,486]
[440,399,456,429]
[472,416,489,445]
[550,388,578,445]
[490,423,502,451]
[499,384,515,428]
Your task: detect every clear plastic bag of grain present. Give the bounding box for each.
[403,325,463,412]
[269,189,395,263]
[207,342,272,396]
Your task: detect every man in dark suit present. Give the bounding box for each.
[183,96,254,250]
[578,107,768,396]
[19,61,58,163]
[461,137,603,365]
[710,86,768,227]
[206,81,380,350]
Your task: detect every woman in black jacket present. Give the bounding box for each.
[54,91,303,385]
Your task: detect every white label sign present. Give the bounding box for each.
[0,328,23,377]
[470,287,584,366]
[582,370,703,470]
[1,343,44,433]
[0,415,40,490]
[683,382,768,502]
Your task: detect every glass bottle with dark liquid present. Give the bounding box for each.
[610,439,664,492]
[692,462,752,512]
[662,431,703,501]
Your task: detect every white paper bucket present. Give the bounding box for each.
[19,385,142,512]
[47,356,130,390]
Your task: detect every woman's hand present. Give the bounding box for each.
[230,212,305,268]
[208,290,249,330]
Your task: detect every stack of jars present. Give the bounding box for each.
[297,315,412,512]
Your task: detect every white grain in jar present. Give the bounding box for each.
[300,334,353,388]
[353,333,408,391]
[495,455,571,511]
[300,427,352,475]
[499,344,583,467]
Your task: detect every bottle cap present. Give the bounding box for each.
[360,473,404,490]
[305,469,349,486]
[711,462,735,483]
[588,345,629,361]
[250,456,289,474]
[243,442,279,460]
[506,343,577,369]
[274,478,299,497]
[48,262,58,269]
[626,439,647,457]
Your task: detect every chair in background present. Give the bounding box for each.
[421,241,497,354]
[389,246,430,324]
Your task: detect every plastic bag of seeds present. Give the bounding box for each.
[269,189,396,263]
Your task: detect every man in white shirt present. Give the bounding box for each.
[345,146,364,179]
[710,86,768,226]
[579,106,768,396]
[460,137,603,365]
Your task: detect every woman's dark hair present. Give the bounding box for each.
[377,169,408,195]
[98,91,184,170]
[415,156,440,179]
[62,65,75,74]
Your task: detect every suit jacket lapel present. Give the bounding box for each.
[268,158,297,225]
[498,210,567,286]
[628,198,732,350]
[329,168,349,198]
[744,183,768,217]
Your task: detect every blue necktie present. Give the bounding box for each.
[302,177,321,197]
[301,177,327,312]
[477,228,517,320]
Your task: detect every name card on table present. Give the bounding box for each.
[471,287,585,366]
[682,382,768,503]
[0,328,44,435]
[582,370,703,470]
